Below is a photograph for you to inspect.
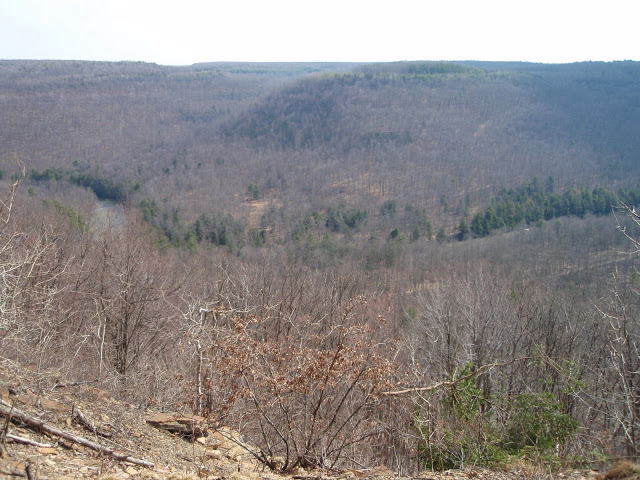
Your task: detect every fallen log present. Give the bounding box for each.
[0,400,153,468]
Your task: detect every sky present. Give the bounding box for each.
[0,0,637,66]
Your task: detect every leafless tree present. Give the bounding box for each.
[89,211,186,385]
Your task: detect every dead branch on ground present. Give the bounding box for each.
[0,400,153,468]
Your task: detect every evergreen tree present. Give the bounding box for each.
[457,218,471,241]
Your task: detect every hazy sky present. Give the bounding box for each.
[0,0,637,65]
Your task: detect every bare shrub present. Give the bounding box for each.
[177,259,400,471]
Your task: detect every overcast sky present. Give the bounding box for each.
[0,0,637,65]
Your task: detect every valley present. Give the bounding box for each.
[1,59,640,477]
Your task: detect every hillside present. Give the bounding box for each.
[0,362,601,479]
[2,60,639,219]
[3,59,639,265]
[2,60,640,474]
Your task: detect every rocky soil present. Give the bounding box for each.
[0,362,607,480]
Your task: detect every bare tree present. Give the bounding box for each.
[90,211,185,383]
[0,174,76,373]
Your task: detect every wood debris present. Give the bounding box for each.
[0,399,153,468]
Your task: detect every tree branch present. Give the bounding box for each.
[382,360,514,396]
[6,433,53,448]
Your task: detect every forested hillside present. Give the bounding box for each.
[1,60,640,475]
[3,60,639,222]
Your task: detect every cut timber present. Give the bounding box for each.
[0,400,153,468]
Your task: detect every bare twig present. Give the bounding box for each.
[75,408,112,438]
[615,202,640,254]
[2,402,13,455]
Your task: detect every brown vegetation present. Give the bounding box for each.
[1,60,640,476]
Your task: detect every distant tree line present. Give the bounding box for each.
[355,61,481,76]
